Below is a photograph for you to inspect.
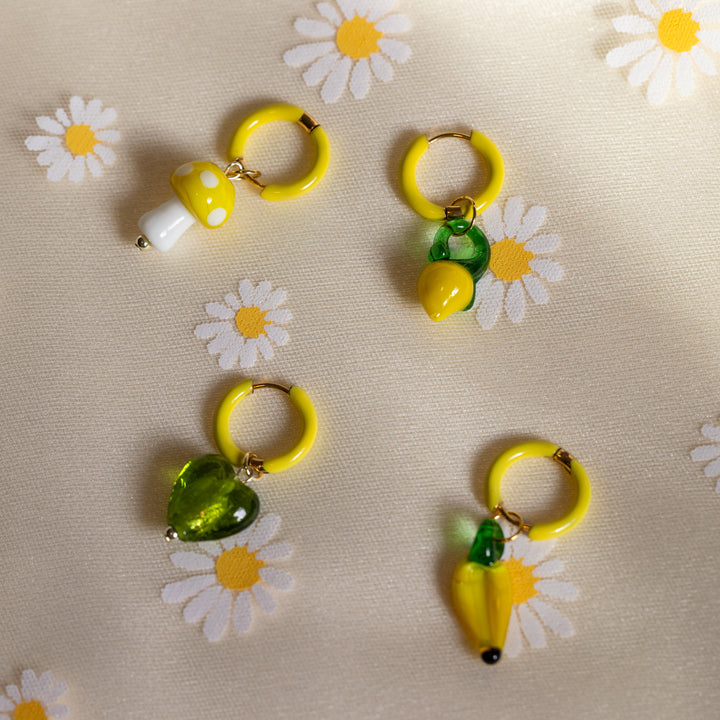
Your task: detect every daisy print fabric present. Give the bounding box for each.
[195,279,291,370]
[690,420,720,491]
[501,532,579,658]
[475,198,562,329]
[606,0,720,103]
[161,514,294,641]
[284,0,411,102]
[25,96,119,182]
[0,670,69,720]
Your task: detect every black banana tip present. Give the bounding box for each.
[481,648,502,664]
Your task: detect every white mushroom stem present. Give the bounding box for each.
[137,196,196,252]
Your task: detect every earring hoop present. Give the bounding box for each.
[214,379,318,473]
[400,130,504,221]
[227,103,330,201]
[485,440,591,541]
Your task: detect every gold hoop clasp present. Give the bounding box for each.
[213,379,318,473]
[226,103,330,201]
[400,130,504,221]
[485,441,591,541]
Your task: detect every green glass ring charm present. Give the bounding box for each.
[417,217,490,321]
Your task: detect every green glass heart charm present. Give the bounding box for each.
[167,454,260,541]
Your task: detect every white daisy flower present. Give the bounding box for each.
[284,0,411,103]
[606,0,720,103]
[161,513,293,642]
[500,530,579,658]
[195,279,291,370]
[0,670,69,720]
[24,96,119,182]
[474,198,562,329]
[690,420,720,491]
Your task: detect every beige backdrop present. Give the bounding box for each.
[1,1,719,718]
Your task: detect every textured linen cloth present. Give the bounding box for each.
[1,1,719,718]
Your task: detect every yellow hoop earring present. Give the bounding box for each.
[399,130,504,322]
[136,103,329,252]
[451,441,590,664]
[165,380,317,543]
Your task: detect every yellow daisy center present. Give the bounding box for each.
[13,700,48,720]
[657,9,700,53]
[235,306,269,338]
[215,546,265,591]
[505,557,538,605]
[489,238,535,282]
[336,16,382,59]
[65,124,97,156]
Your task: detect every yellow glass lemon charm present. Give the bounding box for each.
[417,260,474,322]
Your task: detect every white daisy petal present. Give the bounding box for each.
[523,274,548,305]
[690,45,717,75]
[224,293,241,310]
[256,334,275,360]
[647,53,674,103]
[349,57,372,98]
[198,541,223,557]
[219,334,245,370]
[0,698,13,711]
[535,578,579,601]
[476,279,505,329]
[266,308,292,323]
[701,423,720,441]
[230,525,255,550]
[698,29,720,52]
[504,608,523,658]
[262,288,287,310]
[504,280,526,323]
[36,145,65,166]
[170,551,215,571]
[36,116,65,134]
[304,53,341,86]
[533,559,564,577]
[86,153,103,177]
[206,329,236,354]
[317,2,342,25]
[635,0,660,18]
[607,39,657,67]
[628,46,663,85]
[0,713,10,720]
[220,536,238,552]
[702,455,720,477]
[295,18,336,37]
[233,590,254,633]
[524,233,559,253]
[336,0,357,20]
[370,52,394,80]
[518,604,547,648]
[6,686,21,704]
[67,155,86,183]
[676,52,694,96]
[691,444,720,462]
[256,541,292,561]
[25,135,61,151]
[266,325,290,345]
[367,0,396,23]
[354,0,371,14]
[248,513,281,552]
[656,0,677,10]
[82,98,103,126]
[521,538,556,566]
[377,38,411,62]
[258,566,294,590]
[46,704,69,720]
[195,321,232,340]
[322,55,352,102]
[528,598,574,637]
[93,143,116,165]
[238,339,259,368]
[237,279,255,305]
[503,197,524,238]
[56,108,70,126]
[203,588,232,641]
[612,15,656,33]
[508,532,530,560]
[529,258,563,281]
[253,280,272,306]
[92,106,117,130]
[284,41,336,67]
[69,96,87,125]
[43,681,68,705]
[184,584,223,623]
[20,671,39,700]
[95,129,119,144]
[161,574,215,603]
[481,203,505,243]
[46,152,73,182]
[515,205,546,243]
[374,14,410,33]
[693,4,720,22]
[252,583,277,614]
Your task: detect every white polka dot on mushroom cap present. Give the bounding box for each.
[175,163,194,176]
[200,170,219,188]
[207,208,227,226]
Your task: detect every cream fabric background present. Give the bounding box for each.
[1,0,719,718]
